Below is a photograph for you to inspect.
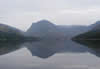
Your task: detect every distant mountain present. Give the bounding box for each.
[27,20,92,40]
[58,25,90,38]
[73,21,100,40]
[27,20,64,40]
[90,21,100,30]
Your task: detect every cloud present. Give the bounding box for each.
[0,0,100,30]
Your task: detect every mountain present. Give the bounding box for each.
[27,20,64,40]
[0,23,38,41]
[73,21,100,40]
[0,23,23,35]
[90,21,100,30]
[58,25,90,38]
[27,20,91,40]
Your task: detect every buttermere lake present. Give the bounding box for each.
[0,39,100,69]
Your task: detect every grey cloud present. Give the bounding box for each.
[0,0,100,30]
[1,0,100,12]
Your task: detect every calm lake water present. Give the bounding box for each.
[0,39,100,69]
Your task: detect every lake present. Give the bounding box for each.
[0,39,100,69]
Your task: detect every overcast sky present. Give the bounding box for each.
[0,0,100,31]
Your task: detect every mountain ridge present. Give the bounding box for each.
[73,21,100,40]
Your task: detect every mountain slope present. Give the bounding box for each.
[73,21,100,40]
[58,25,90,38]
[27,20,64,40]
[0,23,23,35]
[27,20,91,40]
[0,23,37,41]
[90,21,100,30]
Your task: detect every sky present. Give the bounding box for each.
[0,0,100,31]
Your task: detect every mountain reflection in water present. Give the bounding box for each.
[73,40,100,57]
[0,39,97,59]
[0,39,100,69]
[0,41,25,55]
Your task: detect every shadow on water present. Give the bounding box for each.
[73,39,100,57]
